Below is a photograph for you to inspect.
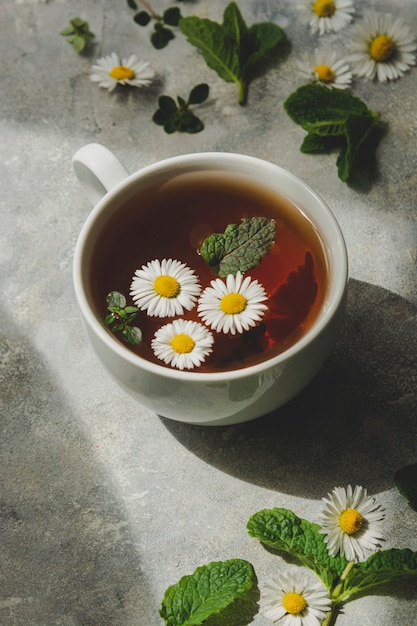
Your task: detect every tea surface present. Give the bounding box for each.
[89,171,328,372]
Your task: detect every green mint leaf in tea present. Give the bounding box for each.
[104,291,141,345]
[284,84,380,182]
[394,464,417,511]
[159,559,259,626]
[179,2,286,104]
[200,217,276,277]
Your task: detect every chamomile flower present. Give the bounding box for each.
[318,485,385,561]
[130,259,201,318]
[299,0,355,36]
[296,49,352,89]
[151,319,214,370]
[197,271,268,335]
[90,52,154,92]
[261,570,331,626]
[349,12,417,82]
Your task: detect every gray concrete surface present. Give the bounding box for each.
[1,1,416,625]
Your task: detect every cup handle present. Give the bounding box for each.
[72,143,129,206]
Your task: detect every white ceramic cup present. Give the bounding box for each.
[72,144,348,426]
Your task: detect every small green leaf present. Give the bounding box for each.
[188,83,209,105]
[134,10,152,26]
[163,7,182,27]
[160,559,259,626]
[177,95,187,109]
[124,306,139,314]
[184,114,204,134]
[127,0,138,9]
[106,291,127,309]
[104,313,116,326]
[394,464,417,511]
[247,508,347,590]
[151,26,175,49]
[158,95,178,114]
[71,34,86,53]
[60,26,75,36]
[343,548,417,599]
[164,116,180,134]
[200,217,276,277]
[122,325,142,345]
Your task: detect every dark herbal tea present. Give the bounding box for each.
[89,170,328,372]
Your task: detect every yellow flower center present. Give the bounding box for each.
[110,65,135,81]
[313,0,336,18]
[220,293,247,315]
[339,508,364,535]
[314,64,335,82]
[282,592,308,615]
[370,35,396,62]
[153,275,180,298]
[170,333,195,354]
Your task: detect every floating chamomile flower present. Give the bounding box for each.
[349,12,417,82]
[318,485,385,561]
[299,0,355,36]
[130,259,201,318]
[197,271,268,335]
[90,52,154,92]
[261,570,331,626]
[296,49,352,89]
[151,319,214,370]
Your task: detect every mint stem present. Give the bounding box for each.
[321,603,341,626]
[238,79,248,105]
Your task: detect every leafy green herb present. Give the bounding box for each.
[60,17,95,53]
[284,84,381,183]
[159,559,259,626]
[104,291,142,345]
[179,2,286,105]
[153,83,209,134]
[200,217,276,277]
[127,0,182,49]
[394,464,417,511]
[247,507,417,606]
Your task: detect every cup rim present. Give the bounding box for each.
[73,151,348,382]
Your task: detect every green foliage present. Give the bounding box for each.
[247,508,347,590]
[104,291,142,345]
[284,84,381,183]
[128,1,182,49]
[179,2,286,104]
[248,507,417,606]
[153,84,209,134]
[394,464,417,511]
[60,17,95,53]
[200,217,276,277]
[160,559,259,626]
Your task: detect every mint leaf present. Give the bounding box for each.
[394,464,417,511]
[284,84,380,182]
[180,2,286,104]
[159,559,259,626]
[200,217,275,277]
[247,508,347,590]
[342,548,417,599]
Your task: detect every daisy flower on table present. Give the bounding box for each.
[90,52,154,92]
[197,271,268,336]
[349,12,417,82]
[318,485,385,561]
[151,319,214,370]
[261,570,331,626]
[298,0,355,36]
[130,259,201,318]
[296,48,352,89]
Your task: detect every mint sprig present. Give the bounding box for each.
[159,559,259,626]
[104,291,142,345]
[284,84,381,183]
[60,17,95,53]
[153,84,209,134]
[247,508,417,604]
[200,216,276,277]
[127,0,182,49]
[179,2,286,104]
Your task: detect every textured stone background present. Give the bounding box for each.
[1,1,416,625]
